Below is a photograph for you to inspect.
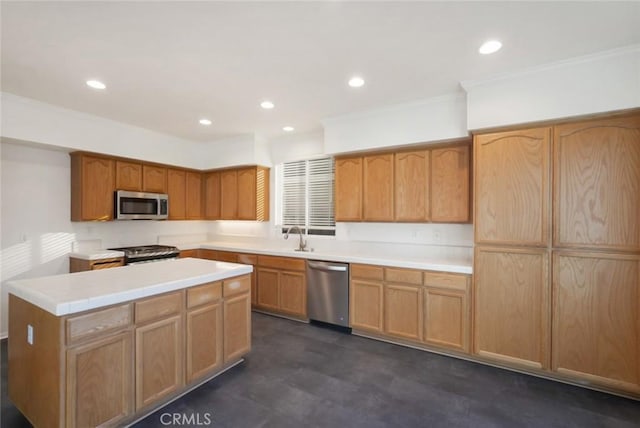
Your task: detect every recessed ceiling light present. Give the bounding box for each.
[199,118,212,126]
[86,79,106,90]
[348,76,365,88]
[283,126,294,132]
[479,40,502,55]
[260,100,275,109]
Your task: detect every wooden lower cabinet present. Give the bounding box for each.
[552,251,640,394]
[350,279,384,332]
[257,268,279,310]
[255,256,307,318]
[474,246,550,370]
[423,287,468,352]
[384,283,421,340]
[224,292,251,362]
[186,303,223,382]
[66,331,133,427]
[279,271,306,316]
[69,256,124,272]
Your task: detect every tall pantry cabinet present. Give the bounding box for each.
[473,112,640,395]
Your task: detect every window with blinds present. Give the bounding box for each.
[280,157,335,236]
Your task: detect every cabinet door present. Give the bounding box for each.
[116,160,142,191]
[279,271,306,317]
[384,284,421,341]
[257,268,279,310]
[204,171,221,220]
[350,279,383,332]
[474,128,550,246]
[142,165,167,193]
[335,157,363,221]
[220,170,238,220]
[554,115,640,251]
[394,150,429,221]
[66,331,133,427]
[185,171,203,219]
[167,169,186,220]
[237,167,257,220]
[474,246,550,369]
[186,303,222,383]
[72,154,114,221]
[431,145,470,222]
[224,292,251,362]
[553,251,640,394]
[363,154,394,221]
[424,287,468,352]
[135,315,183,409]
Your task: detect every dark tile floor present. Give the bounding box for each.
[3,312,640,427]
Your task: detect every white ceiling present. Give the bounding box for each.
[2,1,639,143]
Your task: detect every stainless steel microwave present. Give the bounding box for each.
[115,190,168,220]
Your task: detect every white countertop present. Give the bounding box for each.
[8,258,253,316]
[69,250,125,260]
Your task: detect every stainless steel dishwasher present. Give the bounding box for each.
[306,260,350,328]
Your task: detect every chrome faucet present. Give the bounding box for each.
[284,226,307,251]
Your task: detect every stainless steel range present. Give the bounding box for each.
[108,245,180,265]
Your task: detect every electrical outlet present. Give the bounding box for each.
[27,324,34,345]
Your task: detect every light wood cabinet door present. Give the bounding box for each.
[185,171,203,219]
[135,315,183,409]
[350,279,383,332]
[116,160,142,191]
[66,331,133,428]
[279,271,306,317]
[553,251,640,394]
[204,171,221,220]
[220,170,238,220]
[142,165,167,193]
[554,115,640,251]
[363,154,394,221]
[474,246,550,369]
[431,145,470,222]
[167,169,186,220]
[384,283,421,341]
[394,150,429,221]
[237,167,256,220]
[71,154,115,221]
[224,292,251,362]
[186,303,222,383]
[474,127,550,246]
[335,157,363,221]
[424,287,469,353]
[257,268,279,310]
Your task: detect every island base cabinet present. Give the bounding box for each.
[186,303,223,383]
[135,315,184,410]
[350,279,383,332]
[224,293,251,362]
[552,251,640,394]
[66,332,133,428]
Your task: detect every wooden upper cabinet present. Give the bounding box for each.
[167,169,186,220]
[220,170,238,220]
[335,157,363,221]
[142,165,167,194]
[554,114,640,251]
[71,153,115,221]
[474,127,551,246]
[552,251,640,394]
[431,145,470,222]
[185,171,203,219]
[237,168,256,220]
[394,150,429,221]
[204,171,221,220]
[115,161,142,191]
[363,153,394,221]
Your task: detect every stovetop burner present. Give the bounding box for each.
[108,244,180,264]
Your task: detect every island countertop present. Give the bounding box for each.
[7,258,253,316]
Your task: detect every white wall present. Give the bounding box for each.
[0,142,210,337]
[463,46,640,130]
[322,93,468,155]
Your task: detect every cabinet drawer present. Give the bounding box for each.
[187,282,222,309]
[90,258,124,270]
[135,291,183,324]
[237,253,257,265]
[423,272,468,291]
[198,249,218,260]
[179,250,198,259]
[258,255,305,271]
[216,251,238,263]
[351,264,384,281]
[223,275,251,297]
[66,303,132,345]
[385,267,423,285]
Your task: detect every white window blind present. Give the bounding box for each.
[281,157,335,235]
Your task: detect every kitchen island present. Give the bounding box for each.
[7,258,253,428]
